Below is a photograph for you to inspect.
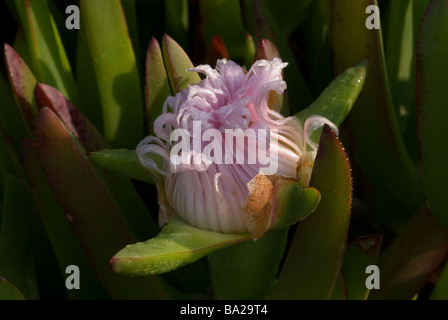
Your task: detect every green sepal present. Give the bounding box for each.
[111,217,251,276]
[271,182,321,230]
[88,149,154,184]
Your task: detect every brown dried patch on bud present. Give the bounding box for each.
[243,174,278,239]
[297,152,316,187]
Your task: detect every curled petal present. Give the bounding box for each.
[304,115,339,151]
[136,136,171,176]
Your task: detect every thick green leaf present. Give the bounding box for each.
[296,59,368,147]
[369,206,448,300]
[330,274,347,300]
[162,34,201,93]
[0,131,15,197]
[0,277,25,300]
[111,217,251,276]
[0,175,39,299]
[430,260,448,300]
[207,228,287,299]
[0,126,26,188]
[342,234,382,300]
[385,0,429,164]
[13,28,32,68]
[331,0,423,216]
[75,26,103,133]
[34,83,155,241]
[262,0,313,37]
[165,0,189,50]
[303,0,334,97]
[319,0,331,24]
[121,0,141,70]
[80,0,143,148]
[417,0,448,227]
[146,37,171,131]
[102,174,159,244]
[4,43,37,135]
[88,149,154,184]
[167,261,211,297]
[269,125,352,299]
[47,0,77,69]
[35,108,167,299]
[199,0,249,62]
[0,73,28,155]
[14,0,80,106]
[22,139,109,300]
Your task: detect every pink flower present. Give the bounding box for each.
[137,58,336,237]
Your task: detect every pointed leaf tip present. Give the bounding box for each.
[34,83,107,152]
[204,35,230,66]
[254,38,281,61]
[146,37,171,130]
[4,43,38,134]
[162,34,201,93]
[296,59,368,129]
[35,107,166,299]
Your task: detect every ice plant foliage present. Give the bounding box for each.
[4,0,444,301]
[137,58,336,237]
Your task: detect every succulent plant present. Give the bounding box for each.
[0,0,447,301]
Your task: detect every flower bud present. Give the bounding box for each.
[137,58,336,238]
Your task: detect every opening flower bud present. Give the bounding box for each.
[137,58,335,238]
